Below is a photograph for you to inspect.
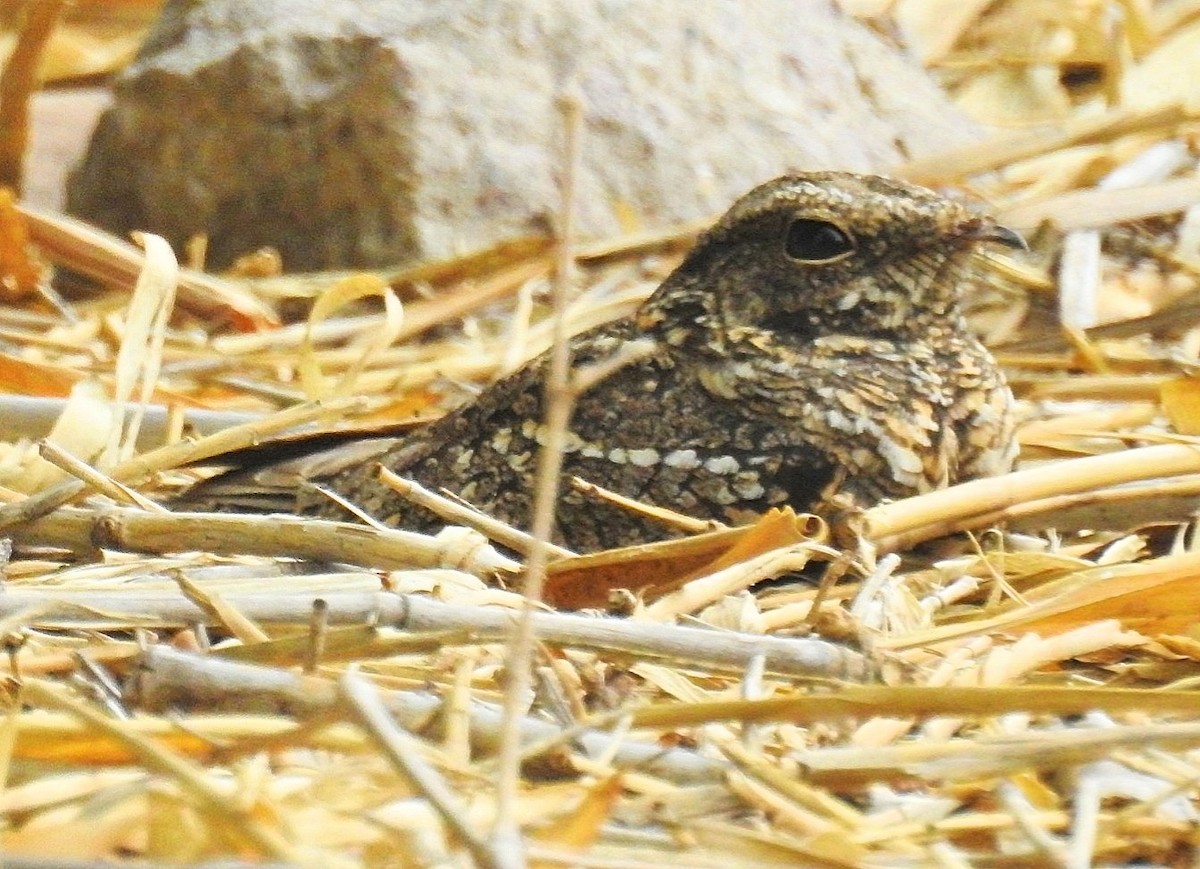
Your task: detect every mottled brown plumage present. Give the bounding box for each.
[188,172,1021,551]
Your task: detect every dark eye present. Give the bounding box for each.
[784,219,855,262]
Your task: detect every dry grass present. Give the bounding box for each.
[1,1,1200,866]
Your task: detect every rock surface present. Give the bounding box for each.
[67,0,980,271]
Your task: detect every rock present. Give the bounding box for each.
[67,0,979,271]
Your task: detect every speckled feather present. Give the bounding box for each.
[187,172,1019,552]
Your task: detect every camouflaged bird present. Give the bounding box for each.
[189,172,1022,552]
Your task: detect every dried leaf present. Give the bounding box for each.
[1,1,161,83]
[4,380,113,494]
[1156,634,1200,660]
[1009,553,1200,636]
[0,187,44,299]
[105,231,177,467]
[388,234,553,292]
[1160,376,1200,434]
[529,775,622,853]
[298,272,395,400]
[543,508,823,609]
[1123,17,1200,108]
[1,793,148,858]
[0,349,79,396]
[18,203,279,332]
[997,175,1200,232]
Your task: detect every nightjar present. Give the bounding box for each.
[186,172,1022,552]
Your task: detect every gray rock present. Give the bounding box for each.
[67,0,979,271]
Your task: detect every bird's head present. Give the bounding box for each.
[639,172,1023,347]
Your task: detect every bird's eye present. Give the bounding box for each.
[784,219,855,262]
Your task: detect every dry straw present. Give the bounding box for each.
[2,1,1200,865]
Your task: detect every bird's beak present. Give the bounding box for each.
[973,223,1027,251]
